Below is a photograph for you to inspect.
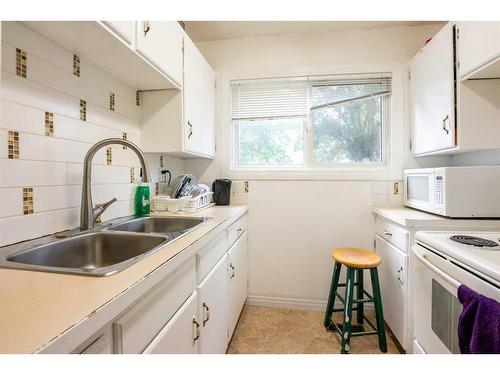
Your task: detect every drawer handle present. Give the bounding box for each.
[384,230,393,237]
[396,266,404,285]
[236,228,244,233]
[229,263,235,279]
[188,121,193,139]
[143,21,151,36]
[202,303,210,327]
[442,115,449,134]
[192,318,200,344]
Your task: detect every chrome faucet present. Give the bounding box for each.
[80,138,151,230]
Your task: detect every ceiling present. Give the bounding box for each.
[183,21,444,42]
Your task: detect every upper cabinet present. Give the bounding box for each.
[141,32,216,159]
[457,22,500,80]
[136,21,184,87]
[410,22,500,156]
[102,21,135,46]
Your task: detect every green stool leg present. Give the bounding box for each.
[340,267,355,354]
[356,269,364,324]
[323,262,342,328]
[370,267,387,353]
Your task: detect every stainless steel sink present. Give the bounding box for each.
[108,216,209,235]
[2,232,168,276]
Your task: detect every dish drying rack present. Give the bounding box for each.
[152,192,214,213]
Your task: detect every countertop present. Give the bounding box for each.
[372,206,500,229]
[0,205,248,354]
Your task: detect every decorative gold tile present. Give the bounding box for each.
[7,131,20,159]
[23,187,33,215]
[73,54,80,77]
[109,92,115,111]
[130,167,135,183]
[106,147,112,165]
[122,132,127,149]
[136,91,141,106]
[160,155,164,168]
[155,183,160,196]
[80,99,87,121]
[16,48,27,78]
[44,111,54,136]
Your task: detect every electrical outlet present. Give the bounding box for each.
[393,181,399,195]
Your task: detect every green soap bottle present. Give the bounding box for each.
[135,183,151,216]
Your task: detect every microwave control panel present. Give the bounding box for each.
[434,175,444,205]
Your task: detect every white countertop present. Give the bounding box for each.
[372,206,500,229]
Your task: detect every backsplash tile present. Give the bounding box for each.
[22,187,34,215]
[15,47,27,78]
[7,130,20,159]
[130,167,135,183]
[44,111,54,136]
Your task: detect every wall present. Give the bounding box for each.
[0,22,184,247]
[186,24,448,309]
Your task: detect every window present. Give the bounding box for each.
[231,74,391,170]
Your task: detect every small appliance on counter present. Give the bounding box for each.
[212,179,232,206]
[403,166,500,218]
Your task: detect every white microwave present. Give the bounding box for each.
[404,166,500,218]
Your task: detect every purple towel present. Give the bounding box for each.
[457,284,500,354]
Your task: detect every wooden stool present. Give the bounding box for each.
[323,247,387,354]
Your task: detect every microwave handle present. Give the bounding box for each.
[413,246,461,289]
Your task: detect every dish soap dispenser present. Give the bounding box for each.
[135,183,150,216]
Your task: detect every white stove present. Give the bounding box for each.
[412,231,500,354]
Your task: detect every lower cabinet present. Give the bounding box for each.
[375,235,408,347]
[227,231,248,339]
[198,255,229,354]
[143,292,199,354]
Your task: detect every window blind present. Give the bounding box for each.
[310,77,391,111]
[231,79,308,120]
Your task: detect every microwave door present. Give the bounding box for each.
[405,173,435,212]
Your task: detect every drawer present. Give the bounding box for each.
[76,326,113,354]
[375,218,409,253]
[113,256,196,353]
[227,215,247,247]
[197,231,227,283]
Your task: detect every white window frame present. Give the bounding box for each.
[218,63,405,181]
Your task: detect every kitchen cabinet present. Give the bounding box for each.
[141,32,216,158]
[227,232,248,338]
[102,21,135,45]
[410,22,500,156]
[136,21,184,86]
[457,21,500,80]
[375,235,408,348]
[197,256,229,354]
[183,36,216,157]
[143,292,199,354]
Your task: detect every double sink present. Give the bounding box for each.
[0,216,210,277]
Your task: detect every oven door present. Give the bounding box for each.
[412,243,500,354]
[404,170,435,213]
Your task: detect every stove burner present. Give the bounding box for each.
[450,235,499,248]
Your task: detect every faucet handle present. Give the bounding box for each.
[93,197,117,223]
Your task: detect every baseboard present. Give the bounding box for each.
[246,295,375,312]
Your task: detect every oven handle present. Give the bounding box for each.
[413,245,461,289]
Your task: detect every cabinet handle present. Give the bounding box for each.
[229,263,235,279]
[383,230,392,237]
[192,318,200,344]
[237,228,244,233]
[442,115,449,134]
[143,21,151,36]
[188,121,193,139]
[202,303,210,327]
[396,266,404,285]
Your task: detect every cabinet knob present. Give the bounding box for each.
[202,303,210,327]
[396,266,404,285]
[442,115,449,134]
[144,21,151,36]
[383,230,392,237]
[192,318,200,344]
[229,263,235,279]
[188,121,193,139]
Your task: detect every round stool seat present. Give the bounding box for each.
[331,247,381,269]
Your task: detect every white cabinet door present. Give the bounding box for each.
[102,21,135,45]
[136,21,184,86]
[457,21,500,79]
[143,292,199,354]
[198,255,229,354]
[183,35,216,157]
[375,235,408,349]
[410,23,456,155]
[227,231,248,339]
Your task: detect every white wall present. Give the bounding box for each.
[0,22,184,247]
[186,24,448,308]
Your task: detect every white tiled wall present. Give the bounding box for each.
[0,22,185,247]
